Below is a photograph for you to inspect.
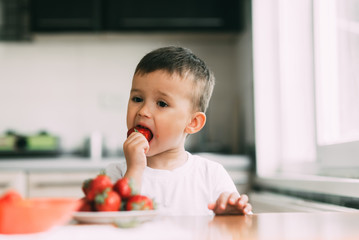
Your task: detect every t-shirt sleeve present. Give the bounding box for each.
[105,161,127,183]
[212,164,238,201]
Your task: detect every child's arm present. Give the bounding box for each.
[208,192,252,215]
[123,132,149,191]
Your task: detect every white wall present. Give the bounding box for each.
[0,33,250,155]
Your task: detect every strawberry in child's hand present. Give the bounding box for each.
[83,172,113,201]
[113,177,137,199]
[94,189,121,211]
[126,195,154,211]
[127,126,153,142]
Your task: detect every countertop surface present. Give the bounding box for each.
[0,153,251,171]
[0,156,120,171]
[2,212,359,240]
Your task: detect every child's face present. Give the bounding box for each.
[127,70,195,157]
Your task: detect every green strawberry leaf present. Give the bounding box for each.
[99,169,107,175]
[95,193,105,204]
[94,188,110,204]
[83,179,92,189]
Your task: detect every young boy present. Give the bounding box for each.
[106,46,252,215]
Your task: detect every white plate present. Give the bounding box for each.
[73,210,159,224]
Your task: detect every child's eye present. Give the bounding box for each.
[132,97,143,103]
[157,101,168,108]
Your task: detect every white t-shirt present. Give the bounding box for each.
[105,152,238,216]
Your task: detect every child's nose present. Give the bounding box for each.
[138,103,151,118]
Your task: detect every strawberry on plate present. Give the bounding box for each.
[94,189,121,212]
[127,126,153,142]
[113,177,137,199]
[126,195,154,211]
[82,178,92,196]
[78,197,94,212]
[82,172,113,201]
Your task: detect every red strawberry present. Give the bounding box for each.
[78,197,94,212]
[126,195,154,211]
[127,126,153,142]
[83,173,113,201]
[94,188,121,212]
[113,177,137,199]
[82,178,92,196]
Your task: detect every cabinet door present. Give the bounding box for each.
[31,0,102,31]
[105,0,242,31]
[28,171,99,198]
[0,171,26,196]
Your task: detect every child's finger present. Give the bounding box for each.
[243,203,252,214]
[228,192,240,205]
[217,192,231,211]
[238,194,249,208]
[126,133,150,152]
[210,192,230,214]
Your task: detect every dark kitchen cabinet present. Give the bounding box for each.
[31,0,102,31]
[105,0,243,31]
[0,0,31,41]
[30,0,244,32]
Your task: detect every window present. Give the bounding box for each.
[315,0,359,170]
[253,0,359,184]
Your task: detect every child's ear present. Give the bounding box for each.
[185,112,206,134]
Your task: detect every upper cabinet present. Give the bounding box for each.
[30,0,102,31]
[30,0,244,32]
[1,0,244,41]
[0,0,31,41]
[104,0,244,31]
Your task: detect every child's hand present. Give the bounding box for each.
[208,192,252,215]
[123,131,149,171]
[123,132,149,191]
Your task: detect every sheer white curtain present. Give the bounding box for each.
[253,0,316,176]
[253,0,359,198]
[315,0,359,168]
[253,0,359,176]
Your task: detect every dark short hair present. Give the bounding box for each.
[134,46,215,112]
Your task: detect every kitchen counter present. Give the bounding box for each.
[0,153,251,171]
[0,153,252,198]
[0,157,121,171]
[2,212,359,240]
